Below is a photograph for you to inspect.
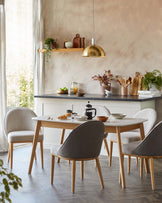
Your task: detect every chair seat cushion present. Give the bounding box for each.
[108,131,141,144]
[8,131,43,142]
[122,141,142,155]
[51,144,62,156]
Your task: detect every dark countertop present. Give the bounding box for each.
[34,93,162,102]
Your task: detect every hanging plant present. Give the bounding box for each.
[44,38,57,62]
[142,70,162,90]
[0,159,22,202]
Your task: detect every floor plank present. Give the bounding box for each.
[1,146,162,203]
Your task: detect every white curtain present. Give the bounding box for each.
[0,0,8,152]
[33,0,44,97]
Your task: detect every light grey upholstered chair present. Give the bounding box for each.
[108,108,157,172]
[51,120,105,193]
[122,121,162,190]
[4,107,43,169]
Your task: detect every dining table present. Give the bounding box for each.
[28,116,146,189]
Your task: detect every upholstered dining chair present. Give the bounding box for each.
[122,121,162,190]
[4,107,44,169]
[108,108,157,172]
[51,120,105,193]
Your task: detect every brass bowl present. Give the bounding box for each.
[97,116,108,122]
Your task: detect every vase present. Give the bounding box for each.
[100,84,111,96]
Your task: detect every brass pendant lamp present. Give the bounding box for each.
[82,0,105,57]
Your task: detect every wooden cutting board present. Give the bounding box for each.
[129,72,143,95]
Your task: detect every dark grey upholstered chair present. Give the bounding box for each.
[5,107,44,169]
[51,120,105,193]
[122,121,162,190]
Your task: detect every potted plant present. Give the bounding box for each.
[142,70,162,91]
[44,38,57,62]
[0,159,22,202]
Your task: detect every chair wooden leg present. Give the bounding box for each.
[109,141,113,167]
[51,155,55,184]
[119,170,122,184]
[57,129,65,163]
[136,157,138,165]
[140,158,143,178]
[10,143,13,169]
[69,160,71,164]
[72,160,76,193]
[128,155,131,174]
[34,152,37,161]
[144,158,150,174]
[7,146,10,163]
[95,157,104,188]
[40,141,44,168]
[150,158,155,190]
[104,138,109,158]
[81,161,84,180]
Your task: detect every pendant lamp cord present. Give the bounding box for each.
[92,0,95,45]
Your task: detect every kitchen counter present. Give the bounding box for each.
[34,93,162,102]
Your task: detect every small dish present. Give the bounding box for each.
[77,92,85,97]
[76,115,87,121]
[97,116,108,122]
[111,113,126,119]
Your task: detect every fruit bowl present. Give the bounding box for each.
[57,90,68,94]
[97,116,108,122]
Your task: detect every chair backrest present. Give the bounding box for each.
[132,121,162,156]
[57,120,105,159]
[133,108,157,135]
[4,107,37,135]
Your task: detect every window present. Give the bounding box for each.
[5,0,33,109]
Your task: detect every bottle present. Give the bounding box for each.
[81,37,85,48]
[73,34,81,48]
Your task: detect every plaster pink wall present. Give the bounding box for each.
[44,0,162,94]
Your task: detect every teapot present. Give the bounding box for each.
[85,101,96,120]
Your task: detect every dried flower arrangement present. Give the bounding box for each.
[92,70,118,91]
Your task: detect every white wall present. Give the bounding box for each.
[43,0,162,94]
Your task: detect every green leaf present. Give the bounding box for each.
[0,159,3,167]
[4,185,10,194]
[3,178,8,186]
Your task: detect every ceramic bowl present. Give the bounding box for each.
[97,116,108,122]
[111,113,126,119]
[76,115,88,121]
[65,41,73,48]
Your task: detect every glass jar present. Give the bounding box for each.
[71,82,78,94]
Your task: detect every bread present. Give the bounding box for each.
[65,112,71,117]
[57,115,67,120]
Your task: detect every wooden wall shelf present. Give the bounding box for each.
[38,48,84,53]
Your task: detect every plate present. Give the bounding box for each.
[111,113,126,119]
[76,116,87,121]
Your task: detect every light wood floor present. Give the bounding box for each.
[1,146,162,203]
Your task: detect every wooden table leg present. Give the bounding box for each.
[104,138,109,158]
[57,129,65,163]
[28,121,41,174]
[116,127,126,188]
[139,123,150,173]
